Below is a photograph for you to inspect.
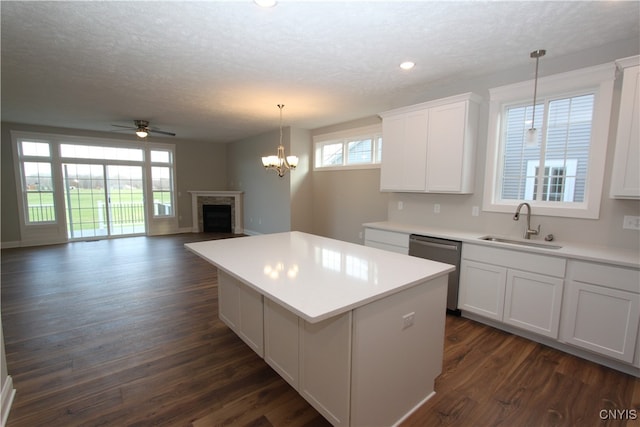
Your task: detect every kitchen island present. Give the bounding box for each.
[185,231,454,427]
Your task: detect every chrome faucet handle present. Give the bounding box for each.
[526,224,541,238]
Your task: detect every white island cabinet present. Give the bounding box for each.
[186,232,453,427]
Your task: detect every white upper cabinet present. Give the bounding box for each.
[610,56,640,199]
[379,93,481,193]
[380,109,429,191]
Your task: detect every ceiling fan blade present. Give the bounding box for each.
[111,124,136,129]
[148,129,176,136]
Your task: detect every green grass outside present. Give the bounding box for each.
[28,189,146,230]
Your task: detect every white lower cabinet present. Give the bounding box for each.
[561,261,640,363]
[363,227,409,254]
[299,313,352,427]
[503,269,564,338]
[459,260,506,321]
[459,244,565,339]
[218,271,264,356]
[264,299,299,389]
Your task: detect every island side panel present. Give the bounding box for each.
[299,312,352,427]
[350,275,448,427]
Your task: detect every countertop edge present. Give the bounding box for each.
[185,237,455,324]
[363,221,640,269]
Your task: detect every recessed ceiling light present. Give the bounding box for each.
[255,0,277,7]
[400,61,415,70]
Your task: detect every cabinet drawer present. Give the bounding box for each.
[364,228,409,249]
[569,260,640,293]
[462,244,566,278]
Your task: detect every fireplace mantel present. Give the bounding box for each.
[189,191,243,234]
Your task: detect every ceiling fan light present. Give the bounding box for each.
[400,61,415,70]
[136,129,148,138]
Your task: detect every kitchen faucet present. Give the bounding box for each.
[513,202,540,239]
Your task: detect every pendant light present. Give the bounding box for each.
[526,49,546,147]
[261,104,298,178]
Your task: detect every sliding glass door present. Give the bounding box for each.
[63,164,145,239]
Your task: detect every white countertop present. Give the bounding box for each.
[364,221,640,269]
[185,231,454,323]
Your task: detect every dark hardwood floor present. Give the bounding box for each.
[1,233,639,427]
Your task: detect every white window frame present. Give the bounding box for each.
[148,145,176,218]
[11,131,178,245]
[483,63,616,219]
[313,124,382,171]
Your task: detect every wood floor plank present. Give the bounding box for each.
[2,233,639,427]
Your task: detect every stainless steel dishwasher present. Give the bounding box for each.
[408,234,462,314]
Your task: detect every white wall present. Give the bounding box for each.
[383,38,640,251]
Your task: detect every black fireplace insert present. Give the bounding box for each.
[202,204,232,233]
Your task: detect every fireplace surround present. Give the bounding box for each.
[189,191,243,234]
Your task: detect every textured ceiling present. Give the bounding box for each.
[2,1,639,143]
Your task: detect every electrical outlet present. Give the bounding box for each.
[623,215,640,230]
[398,201,404,210]
[472,206,479,217]
[402,312,415,329]
[434,203,440,214]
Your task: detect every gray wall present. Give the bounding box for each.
[311,116,390,244]
[290,127,314,233]
[226,128,293,234]
[175,141,227,230]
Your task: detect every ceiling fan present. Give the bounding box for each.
[112,120,176,138]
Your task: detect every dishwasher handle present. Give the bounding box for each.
[409,238,459,251]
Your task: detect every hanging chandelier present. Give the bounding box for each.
[526,49,546,147]
[261,104,298,177]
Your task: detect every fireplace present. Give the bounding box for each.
[202,205,232,232]
[189,191,243,234]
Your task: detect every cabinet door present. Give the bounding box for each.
[299,312,352,427]
[380,110,428,191]
[218,270,240,330]
[562,281,640,363]
[218,271,264,357]
[264,298,299,389]
[610,64,640,198]
[459,260,506,321]
[503,270,564,338]
[426,101,468,192]
[237,283,264,357]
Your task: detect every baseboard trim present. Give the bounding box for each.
[1,375,16,427]
[461,311,640,378]
[392,390,436,427]
[1,241,21,249]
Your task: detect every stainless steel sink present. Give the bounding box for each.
[479,236,562,250]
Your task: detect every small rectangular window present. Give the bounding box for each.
[23,161,55,223]
[60,144,144,161]
[314,125,382,170]
[150,149,174,217]
[21,141,51,157]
